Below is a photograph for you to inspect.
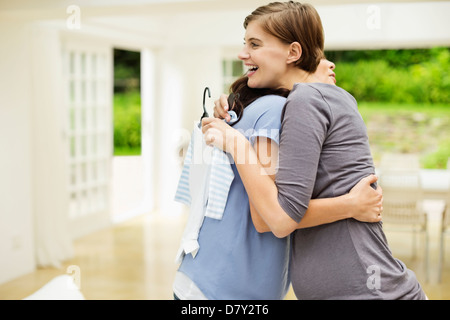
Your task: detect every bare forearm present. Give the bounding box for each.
[251,191,354,232]
[298,195,352,229]
[231,136,297,238]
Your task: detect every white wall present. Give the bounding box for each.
[30,24,73,267]
[72,1,450,50]
[152,45,223,216]
[0,21,74,284]
[0,22,36,284]
[318,2,450,50]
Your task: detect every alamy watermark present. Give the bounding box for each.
[366,5,381,30]
[66,5,81,30]
[66,264,81,290]
[366,265,381,291]
[172,125,279,176]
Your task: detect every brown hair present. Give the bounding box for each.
[244,1,325,73]
[229,76,290,126]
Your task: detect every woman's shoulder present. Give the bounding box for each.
[288,83,357,111]
[286,83,329,109]
[291,83,355,102]
[235,94,286,132]
[291,82,337,96]
[249,94,287,109]
[244,94,287,117]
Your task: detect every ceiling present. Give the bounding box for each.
[1,0,448,50]
[1,0,447,17]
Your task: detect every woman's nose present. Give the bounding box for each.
[329,61,336,70]
[238,48,249,60]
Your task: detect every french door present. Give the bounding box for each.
[62,38,113,239]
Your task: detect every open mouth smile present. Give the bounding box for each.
[246,64,259,77]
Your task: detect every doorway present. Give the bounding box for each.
[111,48,146,223]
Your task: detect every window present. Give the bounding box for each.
[222,58,244,93]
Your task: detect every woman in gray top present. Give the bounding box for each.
[203,2,426,299]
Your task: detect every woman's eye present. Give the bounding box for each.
[243,41,260,49]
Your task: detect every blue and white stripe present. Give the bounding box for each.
[174,139,234,220]
[205,151,234,219]
[174,134,193,206]
[174,112,237,220]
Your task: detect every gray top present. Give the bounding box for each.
[276,83,426,299]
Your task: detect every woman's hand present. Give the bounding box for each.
[347,175,383,223]
[213,94,231,122]
[201,117,245,156]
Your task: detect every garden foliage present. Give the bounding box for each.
[326,47,449,104]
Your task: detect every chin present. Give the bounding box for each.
[247,82,258,89]
[247,80,263,89]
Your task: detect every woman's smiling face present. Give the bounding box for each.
[238,21,292,90]
[237,21,335,89]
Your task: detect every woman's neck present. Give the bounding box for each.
[281,68,318,90]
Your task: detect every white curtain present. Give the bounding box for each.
[30,23,73,267]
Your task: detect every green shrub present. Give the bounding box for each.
[330,47,450,104]
[359,102,450,169]
[422,138,450,169]
[113,91,141,155]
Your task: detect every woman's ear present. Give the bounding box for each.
[287,42,302,65]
